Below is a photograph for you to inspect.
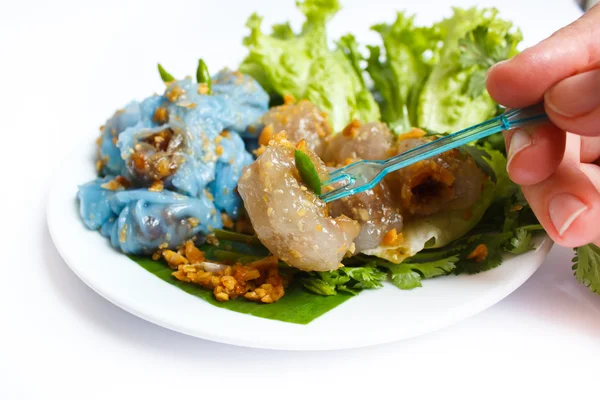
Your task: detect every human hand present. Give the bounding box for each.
[486,4,600,247]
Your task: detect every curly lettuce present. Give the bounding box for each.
[366,13,441,134]
[239,0,380,131]
[418,8,521,132]
[368,7,522,134]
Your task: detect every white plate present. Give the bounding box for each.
[47,146,552,350]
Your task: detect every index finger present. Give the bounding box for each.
[486,4,600,108]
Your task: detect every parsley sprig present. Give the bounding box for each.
[458,26,517,98]
[573,244,600,294]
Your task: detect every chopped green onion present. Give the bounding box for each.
[294,150,322,195]
[157,63,175,83]
[213,229,263,246]
[196,59,211,93]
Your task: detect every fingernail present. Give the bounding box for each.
[580,163,600,193]
[545,69,600,118]
[548,194,588,236]
[506,129,532,171]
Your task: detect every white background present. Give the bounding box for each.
[2,0,599,399]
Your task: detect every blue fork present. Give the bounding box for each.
[319,103,548,203]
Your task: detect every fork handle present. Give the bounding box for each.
[501,102,548,130]
[381,103,548,174]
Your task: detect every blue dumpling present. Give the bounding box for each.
[82,69,269,254]
[96,96,165,177]
[95,68,268,218]
[78,177,222,255]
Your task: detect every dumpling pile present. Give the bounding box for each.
[78,69,269,254]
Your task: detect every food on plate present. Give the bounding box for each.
[78,177,221,254]
[259,99,332,157]
[95,68,268,216]
[238,134,360,271]
[76,0,597,322]
[81,67,268,253]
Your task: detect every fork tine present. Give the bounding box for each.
[319,184,349,203]
[328,167,344,177]
[321,172,352,187]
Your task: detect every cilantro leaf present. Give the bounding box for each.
[390,269,422,290]
[572,244,600,294]
[458,26,518,99]
[382,255,459,290]
[316,269,351,286]
[465,69,487,98]
[455,232,512,274]
[504,228,534,255]
[410,255,459,279]
[503,188,529,232]
[500,188,542,255]
[458,27,498,68]
[301,264,387,296]
[344,264,387,289]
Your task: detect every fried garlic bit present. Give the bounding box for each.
[161,241,285,303]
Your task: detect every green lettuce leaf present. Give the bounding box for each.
[239,0,380,131]
[368,8,521,134]
[417,8,522,133]
[367,13,441,133]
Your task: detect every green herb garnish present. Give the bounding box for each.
[573,244,600,294]
[300,263,387,296]
[157,63,175,83]
[196,58,211,93]
[381,255,459,290]
[294,150,322,195]
[458,26,518,99]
